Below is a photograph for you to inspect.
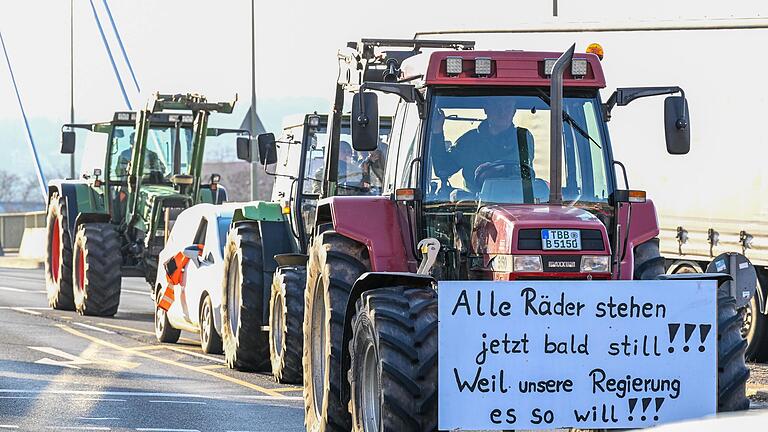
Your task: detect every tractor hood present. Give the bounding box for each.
[471,204,612,278]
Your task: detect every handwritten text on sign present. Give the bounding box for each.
[437,281,716,430]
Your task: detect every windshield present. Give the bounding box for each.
[110,125,194,184]
[425,90,611,206]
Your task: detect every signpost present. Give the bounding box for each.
[438,280,717,430]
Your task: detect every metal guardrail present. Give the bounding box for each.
[0,211,45,253]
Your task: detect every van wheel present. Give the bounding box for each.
[155,288,180,343]
[200,294,223,354]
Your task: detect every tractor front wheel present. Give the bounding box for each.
[349,286,438,432]
[269,266,306,384]
[303,230,370,432]
[221,223,269,371]
[45,192,74,310]
[72,223,122,316]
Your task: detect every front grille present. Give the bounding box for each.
[518,228,604,251]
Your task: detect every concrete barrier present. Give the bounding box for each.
[19,228,46,259]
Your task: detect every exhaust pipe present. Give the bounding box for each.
[548,43,575,206]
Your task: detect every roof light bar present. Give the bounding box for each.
[544,58,588,77]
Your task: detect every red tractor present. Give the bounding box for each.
[301,39,749,431]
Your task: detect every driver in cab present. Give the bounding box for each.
[430,99,534,194]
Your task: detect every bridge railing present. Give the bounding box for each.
[0,211,45,253]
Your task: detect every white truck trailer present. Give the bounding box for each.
[419,18,768,360]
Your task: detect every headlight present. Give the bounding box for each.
[581,255,610,272]
[513,255,543,272]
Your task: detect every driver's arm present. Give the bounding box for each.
[430,112,464,178]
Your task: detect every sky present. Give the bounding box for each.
[0,0,767,193]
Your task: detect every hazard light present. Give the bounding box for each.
[586,43,604,60]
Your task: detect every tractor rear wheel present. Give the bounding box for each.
[270,266,306,384]
[303,230,370,432]
[221,222,269,371]
[349,286,438,432]
[633,238,666,280]
[45,192,75,310]
[72,223,122,316]
[718,282,751,411]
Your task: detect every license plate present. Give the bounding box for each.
[541,229,581,250]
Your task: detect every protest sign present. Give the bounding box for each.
[438,280,716,430]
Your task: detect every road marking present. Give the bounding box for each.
[56,325,287,398]
[28,346,140,370]
[0,426,19,429]
[95,323,198,344]
[11,307,42,315]
[29,346,91,369]
[73,398,126,402]
[122,289,148,295]
[0,286,42,293]
[148,400,207,405]
[74,323,116,334]
[162,346,225,363]
[197,364,227,370]
[0,306,48,310]
[270,387,302,393]
[46,427,111,431]
[126,345,162,352]
[0,396,38,399]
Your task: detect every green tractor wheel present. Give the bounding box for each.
[45,192,75,310]
[72,223,123,317]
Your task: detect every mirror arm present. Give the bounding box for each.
[604,86,685,121]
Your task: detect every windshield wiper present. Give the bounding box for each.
[535,89,601,149]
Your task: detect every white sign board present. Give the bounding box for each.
[438,281,716,430]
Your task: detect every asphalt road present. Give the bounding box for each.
[0,268,304,432]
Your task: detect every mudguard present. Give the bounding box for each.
[231,201,294,323]
[48,180,107,243]
[618,199,660,279]
[340,271,435,401]
[316,196,410,272]
[232,201,284,224]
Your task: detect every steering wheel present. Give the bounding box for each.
[473,159,535,186]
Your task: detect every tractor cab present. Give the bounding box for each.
[343,39,690,281]
[54,93,246,285]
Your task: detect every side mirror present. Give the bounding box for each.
[183,245,201,260]
[664,96,690,155]
[257,133,278,165]
[351,92,379,151]
[236,136,252,162]
[61,131,76,154]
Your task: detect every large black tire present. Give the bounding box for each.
[200,294,223,354]
[303,230,370,432]
[154,286,180,343]
[221,222,269,371]
[349,286,438,432]
[633,238,666,280]
[45,192,75,310]
[744,273,768,362]
[72,223,122,316]
[718,283,751,411]
[270,266,306,384]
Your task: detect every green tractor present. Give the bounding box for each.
[219,113,391,382]
[45,93,247,316]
